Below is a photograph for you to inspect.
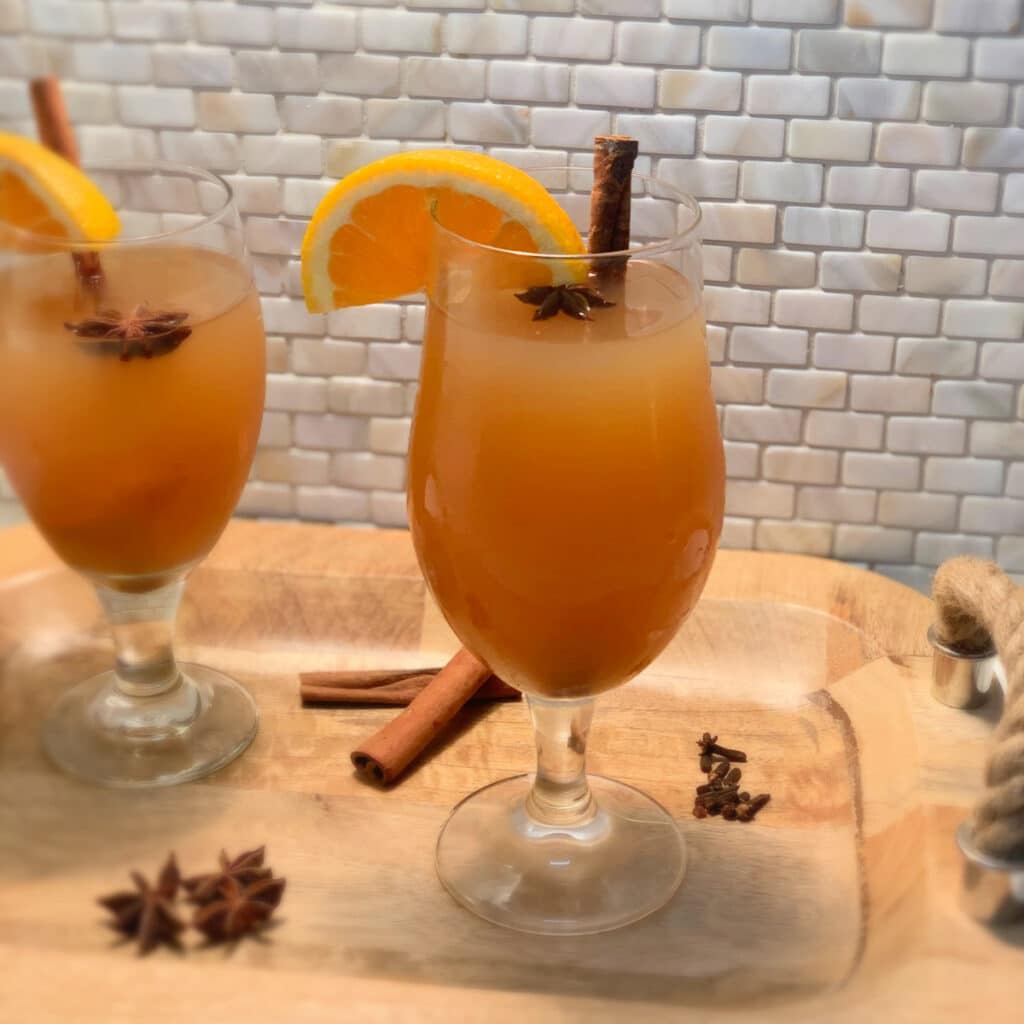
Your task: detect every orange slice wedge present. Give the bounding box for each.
[301,149,584,312]
[0,131,119,244]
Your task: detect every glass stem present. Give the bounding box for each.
[97,580,184,696]
[91,579,201,739]
[525,695,596,827]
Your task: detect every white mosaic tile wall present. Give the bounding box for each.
[2,0,1024,589]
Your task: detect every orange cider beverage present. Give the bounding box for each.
[0,245,265,581]
[409,258,725,698]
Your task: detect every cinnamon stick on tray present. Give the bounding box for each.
[350,649,509,785]
[300,665,519,707]
[28,76,105,291]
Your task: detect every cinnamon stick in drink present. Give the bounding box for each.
[350,649,506,785]
[29,77,79,164]
[28,76,105,291]
[588,134,638,286]
[300,665,519,706]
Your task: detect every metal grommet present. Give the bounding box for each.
[927,625,997,710]
[957,821,1024,925]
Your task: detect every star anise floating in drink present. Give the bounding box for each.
[65,304,191,361]
[97,853,186,955]
[514,283,615,322]
[98,847,285,954]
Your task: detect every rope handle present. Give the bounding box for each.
[933,557,1024,862]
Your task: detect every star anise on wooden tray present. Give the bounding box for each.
[183,846,273,906]
[514,283,615,322]
[65,304,191,361]
[192,875,287,944]
[97,853,186,955]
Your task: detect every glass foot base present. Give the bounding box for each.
[42,663,258,788]
[436,774,685,935]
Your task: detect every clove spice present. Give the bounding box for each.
[737,794,771,822]
[691,732,771,823]
[697,732,748,763]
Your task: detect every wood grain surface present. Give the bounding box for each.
[0,520,1020,1023]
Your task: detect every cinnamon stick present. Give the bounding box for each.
[304,666,443,691]
[300,666,519,706]
[29,76,104,291]
[350,649,506,785]
[588,134,638,285]
[29,77,79,164]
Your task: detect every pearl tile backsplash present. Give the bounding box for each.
[1,1,1023,587]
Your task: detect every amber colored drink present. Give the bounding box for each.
[409,259,725,698]
[0,245,265,580]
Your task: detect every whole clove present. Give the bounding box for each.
[712,744,747,763]
[697,732,718,755]
[697,732,748,763]
[697,785,739,808]
[737,794,771,822]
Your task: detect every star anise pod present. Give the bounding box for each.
[97,853,185,955]
[65,304,191,361]
[183,846,273,906]
[515,283,615,322]
[192,875,287,943]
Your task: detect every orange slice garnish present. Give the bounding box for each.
[300,149,584,312]
[0,131,119,244]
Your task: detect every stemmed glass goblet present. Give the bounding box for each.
[408,166,725,933]
[0,161,266,787]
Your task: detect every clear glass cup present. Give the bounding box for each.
[0,162,266,786]
[407,166,725,933]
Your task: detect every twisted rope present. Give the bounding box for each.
[933,557,1024,862]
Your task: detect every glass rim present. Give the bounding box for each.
[1,159,235,249]
[429,166,702,261]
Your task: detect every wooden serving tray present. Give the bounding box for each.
[0,521,1020,1022]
